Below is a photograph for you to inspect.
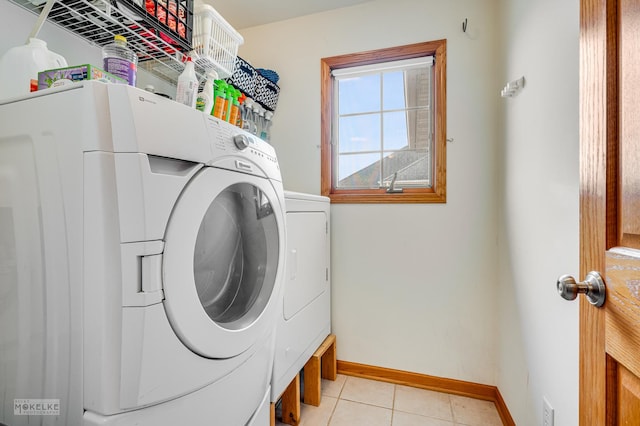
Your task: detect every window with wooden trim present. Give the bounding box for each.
[321,40,447,204]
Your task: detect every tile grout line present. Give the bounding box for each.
[390,383,397,426]
[448,393,457,424]
[338,376,397,413]
[326,375,501,426]
[326,375,347,425]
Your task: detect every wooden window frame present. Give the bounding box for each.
[320,39,447,204]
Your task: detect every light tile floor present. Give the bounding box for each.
[275,374,503,426]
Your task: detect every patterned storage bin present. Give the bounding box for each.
[226,56,257,98]
[254,73,280,112]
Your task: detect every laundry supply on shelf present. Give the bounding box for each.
[38,64,126,89]
[241,97,256,134]
[102,35,138,86]
[228,88,241,124]
[175,56,198,108]
[236,92,246,127]
[212,80,227,119]
[223,84,233,122]
[0,38,67,99]
[196,70,218,114]
[262,111,273,142]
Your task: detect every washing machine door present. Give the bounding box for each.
[162,166,284,359]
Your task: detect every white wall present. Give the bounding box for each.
[496,0,580,425]
[239,0,502,386]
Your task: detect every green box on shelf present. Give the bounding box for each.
[38,64,126,90]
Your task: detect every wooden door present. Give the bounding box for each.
[581,0,640,423]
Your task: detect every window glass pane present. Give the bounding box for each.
[338,74,381,114]
[339,114,381,153]
[383,111,408,151]
[383,71,405,110]
[406,108,432,150]
[404,67,431,108]
[337,153,381,188]
[382,149,431,188]
[330,52,437,194]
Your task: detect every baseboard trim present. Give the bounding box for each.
[337,360,515,426]
[494,387,515,426]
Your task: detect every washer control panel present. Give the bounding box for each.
[233,134,250,150]
[204,115,280,179]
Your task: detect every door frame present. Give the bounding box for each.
[579,0,618,423]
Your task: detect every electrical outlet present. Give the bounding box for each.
[543,397,554,426]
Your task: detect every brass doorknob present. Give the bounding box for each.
[557,271,606,307]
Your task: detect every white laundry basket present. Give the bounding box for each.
[192,4,243,78]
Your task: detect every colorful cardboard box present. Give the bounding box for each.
[38,64,126,90]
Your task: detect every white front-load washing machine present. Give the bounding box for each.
[271,191,330,402]
[0,81,285,426]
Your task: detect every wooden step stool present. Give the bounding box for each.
[303,333,337,406]
[270,334,337,425]
[271,374,300,426]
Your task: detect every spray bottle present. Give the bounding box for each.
[236,92,246,128]
[175,57,198,108]
[242,97,256,134]
[263,111,273,142]
[253,103,263,137]
[224,84,235,122]
[212,80,227,119]
[228,88,241,127]
[196,70,218,115]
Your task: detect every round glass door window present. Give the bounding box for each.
[193,182,279,329]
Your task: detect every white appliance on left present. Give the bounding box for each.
[0,81,286,426]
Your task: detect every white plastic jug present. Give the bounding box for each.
[0,38,67,100]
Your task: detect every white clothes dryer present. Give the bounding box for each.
[271,191,330,402]
[0,82,285,426]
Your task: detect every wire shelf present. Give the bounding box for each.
[10,0,211,83]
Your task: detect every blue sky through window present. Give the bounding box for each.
[337,71,409,183]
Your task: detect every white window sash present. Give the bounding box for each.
[331,56,434,189]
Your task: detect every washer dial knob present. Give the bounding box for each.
[233,134,250,150]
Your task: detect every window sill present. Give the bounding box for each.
[324,188,446,204]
